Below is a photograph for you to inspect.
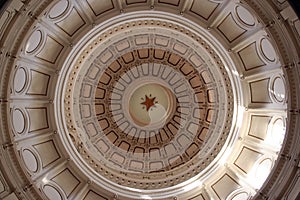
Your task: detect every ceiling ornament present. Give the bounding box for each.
[0,0,297,199]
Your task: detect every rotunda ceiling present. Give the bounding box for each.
[0,0,299,200]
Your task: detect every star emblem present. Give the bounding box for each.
[141,95,156,111]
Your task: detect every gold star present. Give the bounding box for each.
[141,95,156,111]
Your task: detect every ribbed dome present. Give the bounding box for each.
[0,0,299,200]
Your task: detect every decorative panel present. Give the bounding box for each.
[134,35,149,45]
[248,115,271,140]
[227,190,250,200]
[254,158,273,186]
[12,108,27,134]
[13,67,28,93]
[86,0,114,16]
[83,190,108,200]
[27,70,50,95]
[234,146,262,174]
[126,0,147,4]
[217,14,246,42]
[173,40,188,55]
[154,35,169,47]
[26,30,43,54]
[80,104,92,118]
[189,194,205,200]
[259,38,277,63]
[33,140,60,168]
[26,107,49,132]
[212,174,241,200]
[235,6,256,27]
[43,185,63,200]
[21,149,39,173]
[48,0,69,19]
[189,53,204,68]
[158,0,180,6]
[267,117,286,146]
[56,8,86,36]
[190,0,220,20]
[36,35,64,64]
[82,84,93,98]
[270,76,286,103]
[238,42,265,71]
[249,78,272,103]
[51,169,80,197]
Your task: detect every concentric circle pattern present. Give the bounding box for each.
[65,19,234,189]
[1,0,299,200]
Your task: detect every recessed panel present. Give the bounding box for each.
[269,118,285,146]
[212,174,241,200]
[26,107,49,132]
[154,35,169,47]
[27,70,50,95]
[189,54,204,68]
[129,160,144,171]
[135,34,149,45]
[249,78,272,103]
[82,84,92,98]
[189,194,206,200]
[190,0,219,20]
[158,0,180,6]
[95,139,110,153]
[238,42,265,70]
[36,36,64,64]
[85,123,98,137]
[173,41,188,55]
[43,185,62,200]
[14,67,27,93]
[248,115,271,140]
[231,192,249,200]
[271,76,286,103]
[111,153,125,165]
[201,71,212,84]
[52,169,80,197]
[260,38,276,62]
[22,149,38,173]
[126,0,147,4]
[149,161,163,171]
[254,158,272,185]
[80,104,91,118]
[98,50,113,64]
[87,64,101,79]
[56,8,85,36]
[49,0,69,19]
[33,140,60,168]
[217,14,246,42]
[12,109,26,134]
[235,6,256,26]
[86,0,114,16]
[83,190,108,200]
[234,147,262,174]
[26,30,42,53]
[115,39,130,52]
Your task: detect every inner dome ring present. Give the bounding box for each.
[56,11,240,197]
